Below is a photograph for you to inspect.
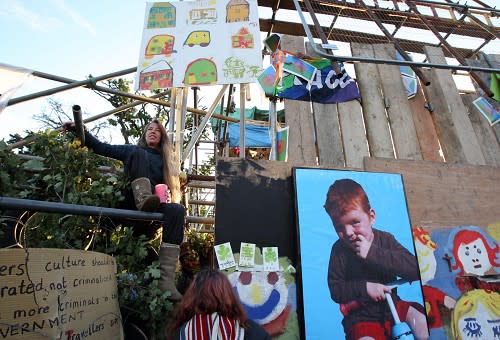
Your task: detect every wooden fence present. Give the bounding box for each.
[270,35,500,229]
[280,35,500,169]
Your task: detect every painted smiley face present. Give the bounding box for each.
[457,239,493,276]
[228,270,288,324]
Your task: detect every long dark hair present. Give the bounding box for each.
[166,268,249,338]
[137,119,180,202]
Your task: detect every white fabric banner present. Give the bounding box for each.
[0,63,34,115]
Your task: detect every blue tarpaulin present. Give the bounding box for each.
[227,123,271,147]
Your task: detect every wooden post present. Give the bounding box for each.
[168,87,177,143]
[239,84,246,158]
[269,99,277,161]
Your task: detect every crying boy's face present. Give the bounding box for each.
[333,207,375,249]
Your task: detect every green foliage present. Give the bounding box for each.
[113,227,174,339]
[184,228,214,262]
[0,130,173,338]
[96,78,171,144]
[1,83,218,338]
[0,140,27,196]
[117,264,173,339]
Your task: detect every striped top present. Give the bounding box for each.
[179,313,245,340]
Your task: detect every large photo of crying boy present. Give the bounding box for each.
[293,168,429,340]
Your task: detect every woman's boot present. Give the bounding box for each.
[131,177,160,212]
[159,243,183,301]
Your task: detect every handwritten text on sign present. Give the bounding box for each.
[0,248,123,339]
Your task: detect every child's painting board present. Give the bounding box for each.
[136,0,262,90]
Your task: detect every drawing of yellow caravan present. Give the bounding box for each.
[145,35,175,58]
[184,31,211,47]
[189,8,217,24]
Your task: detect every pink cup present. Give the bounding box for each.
[154,184,171,203]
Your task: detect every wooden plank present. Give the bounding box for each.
[421,67,466,163]
[351,43,394,158]
[408,77,443,162]
[281,35,317,165]
[312,102,345,167]
[423,46,486,165]
[305,41,345,167]
[466,53,500,142]
[373,44,422,160]
[364,157,500,229]
[461,94,500,166]
[338,100,369,168]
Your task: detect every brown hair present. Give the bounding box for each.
[324,178,371,227]
[166,268,249,338]
[137,119,181,203]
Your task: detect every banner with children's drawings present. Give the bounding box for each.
[135,0,262,90]
[293,168,427,340]
[413,224,500,340]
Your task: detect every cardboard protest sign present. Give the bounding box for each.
[0,249,123,339]
[136,0,262,90]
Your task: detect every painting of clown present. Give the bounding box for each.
[223,250,300,339]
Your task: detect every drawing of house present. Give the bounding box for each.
[184,58,217,85]
[226,0,249,23]
[147,2,176,28]
[231,27,254,48]
[140,60,173,90]
[145,35,175,58]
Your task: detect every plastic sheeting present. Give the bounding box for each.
[227,123,271,147]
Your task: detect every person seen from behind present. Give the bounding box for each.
[324,178,428,340]
[166,268,272,340]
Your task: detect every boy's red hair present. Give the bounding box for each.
[324,178,371,226]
